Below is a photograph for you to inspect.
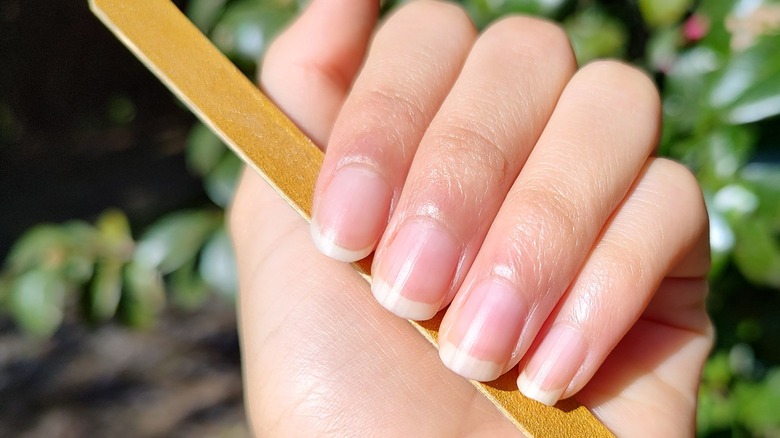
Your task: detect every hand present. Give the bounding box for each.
[230,1,713,436]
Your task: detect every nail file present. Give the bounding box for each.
[89,1,614,436]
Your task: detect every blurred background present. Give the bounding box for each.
[1,0,779,436]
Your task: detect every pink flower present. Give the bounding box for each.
[683,14,710,42]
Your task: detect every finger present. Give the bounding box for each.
[370,17,577,319]
[438,61,661,382]
[514,158,709,406]
[579,287,712,437]
[310,0,477,262]
[260,0,378,144]
[231,170,519,436]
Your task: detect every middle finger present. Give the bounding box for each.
[371,17,576,320]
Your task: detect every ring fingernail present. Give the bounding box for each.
[439,278,526,381]
[311,165,393,262]
[517,324,587,406]
[372,220,459,320]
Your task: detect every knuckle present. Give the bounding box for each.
[653,158,703,203]
[361,84,425,129]
[393,0,475,32]
[498,185,584,288]
[595,237,649,288]
[573,60,661,154]
[482,16,573,61]
[428,118,512,181]
[521,184,583,243]
[577,60,661,121]
[655,158,707,229]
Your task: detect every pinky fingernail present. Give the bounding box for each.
[517,324,587,406]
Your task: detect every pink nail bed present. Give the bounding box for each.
[517,324,587,406]
[371,220,459,320]
[311,165,392,262]
[439,277,526,381]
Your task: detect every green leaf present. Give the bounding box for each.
[565,7,628,64]
[710,36,780,124]
[733,369,780,431]
[703,352,733,388]
[463,0,568,27]
[121,261,165,328]
[204,151,242,208]
[741,163,780,228]
[670,125,754,186]
[186,0,228,33]
[185,122,227,177]
[712,184,759,217]
[0,274,12,304]
[133,210,222,274]
[638,0,693,27]
[200,227,237,299]
[732,217,780,287]
[708,207,734,277]
[169,258,210,310]
[646,25,682,72]
[697,380,736,434]
[106,95,136,125]
[96,209,132,245]
[6,225,72,273]
[211,0,297,72]
[659,46,722,143]
[9,269,68,338]
[694,0,738,56]
[5,222,98,282]
[89,260,124,321]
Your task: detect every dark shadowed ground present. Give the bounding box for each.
[1,1,248,436]
[0,299,247,437]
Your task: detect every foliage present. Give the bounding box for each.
[1,0,779,435]
[0,131,238,334]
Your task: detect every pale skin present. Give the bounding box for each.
[229,1,714,436]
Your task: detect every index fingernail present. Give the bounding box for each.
[311,165,393,262]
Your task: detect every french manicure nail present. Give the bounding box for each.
[439,277,526,381]
[311,165,393,262]
[517,324,587,406]
[371,220,459,320]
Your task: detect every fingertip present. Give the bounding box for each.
[517,371,564,407]
[310,164,393,262]
[516,325,587,407]
[310,219,374,262]
[439,340,503,382]
[261,0,379,143]
[371,278,439,320]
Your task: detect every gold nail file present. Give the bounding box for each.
[90,1,614,436]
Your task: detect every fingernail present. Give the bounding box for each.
[371,220,459,320]
[439,278,526,381]
[311,165,393,262]
[517,324,587,406]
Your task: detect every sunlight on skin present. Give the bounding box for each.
[232,1,713,436]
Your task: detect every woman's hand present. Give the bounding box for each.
[230,1,713,436]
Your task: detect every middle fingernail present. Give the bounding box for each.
[371,220,459,320]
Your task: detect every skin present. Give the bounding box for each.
[229,1,713,436]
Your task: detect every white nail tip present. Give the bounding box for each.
[439,342,502,382]
[310,220,373,262]
[371,279,438,320]
[516,371,565,406]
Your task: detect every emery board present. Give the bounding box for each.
[89,1,614,436]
